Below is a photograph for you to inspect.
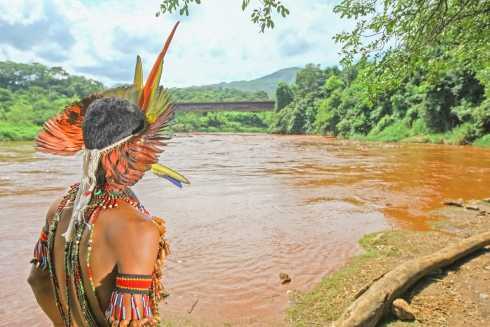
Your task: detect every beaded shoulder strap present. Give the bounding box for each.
[71,187,142,326]
[31,184,78,270]
[45,183,81,327]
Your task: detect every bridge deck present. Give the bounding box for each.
[173,101,275,112]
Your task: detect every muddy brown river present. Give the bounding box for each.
[1,133,489,326]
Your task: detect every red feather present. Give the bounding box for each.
[139,22,179,112]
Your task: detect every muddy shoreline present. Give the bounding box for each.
[289,199,490,326]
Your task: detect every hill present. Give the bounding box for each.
[206,67,300,95]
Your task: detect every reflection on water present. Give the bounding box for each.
[0,134,489,326]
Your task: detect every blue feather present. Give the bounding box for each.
[163,175,182,188]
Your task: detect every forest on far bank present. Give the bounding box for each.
[0,61,273,140]
[272,60,490,147]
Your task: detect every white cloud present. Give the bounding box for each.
[0,0,353,87]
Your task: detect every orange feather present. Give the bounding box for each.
[139,22,180,112]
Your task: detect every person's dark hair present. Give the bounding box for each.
[95,162,107,187]
[83,97,146,150]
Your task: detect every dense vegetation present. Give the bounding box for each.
[272,61,489,146]
[0,61,273,140]
[1,58,489,146]
[0,61,103,140]
[170,86,272,133]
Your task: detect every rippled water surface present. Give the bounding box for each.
[1,134,489,326]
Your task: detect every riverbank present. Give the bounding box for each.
[357,132,490,148]
[0,111,274,141]
[349,120,490,148]
[289,199,490,326]
[2,123,490,150]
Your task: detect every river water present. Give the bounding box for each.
[1,133,489,326]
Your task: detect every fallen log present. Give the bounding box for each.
[333,231,490,327]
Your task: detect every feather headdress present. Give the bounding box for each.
[36,22,189,240]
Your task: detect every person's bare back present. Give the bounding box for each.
[29,186,167,326]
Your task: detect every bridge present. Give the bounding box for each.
[173,101,275,112]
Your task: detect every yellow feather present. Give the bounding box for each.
[146,86,171,123]
[101,86,140,106]
[151,163,190,184]
[134,55,143,90]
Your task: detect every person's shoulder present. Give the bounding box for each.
[100,202,160,245]
[101,203,161,270]
[45,184,79,224]
[98,201,153,225]
[46,197,63,219]
[44,196,64,228]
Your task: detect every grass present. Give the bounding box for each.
[474,134,490,148]
[364,120,412,142]
[355,119,490,148]
[0,111,275,141]
[1,112,489,150]
[0,122,41,141]
[170,111,274,133]
[288,200,490,326]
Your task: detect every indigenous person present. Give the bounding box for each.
[27,23,189,327]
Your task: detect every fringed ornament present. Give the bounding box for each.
[31,229,48,270]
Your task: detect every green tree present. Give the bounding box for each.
[0,61,103,97]
[333,0,490,92]
[315,75,345,135]
[275,82,293,112]
[294,64,326,97]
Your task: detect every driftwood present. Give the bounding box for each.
[333,231,490,327]
[391,298,415,321]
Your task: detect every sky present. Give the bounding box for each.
[0,0,352,87]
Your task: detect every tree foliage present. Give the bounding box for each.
[0,61,103,97]
[275,82,293,111]
[333,0,490,93]
[170,85,272,133]
[170,86,268,102]
[156,0,289,32]
[272,60,489,145]
[0,61,103,140]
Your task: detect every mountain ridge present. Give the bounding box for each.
[179,67,301,96]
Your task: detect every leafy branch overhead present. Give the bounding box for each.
[334,0,490,62]
[333,0,490,86]
[156,0,289,32]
